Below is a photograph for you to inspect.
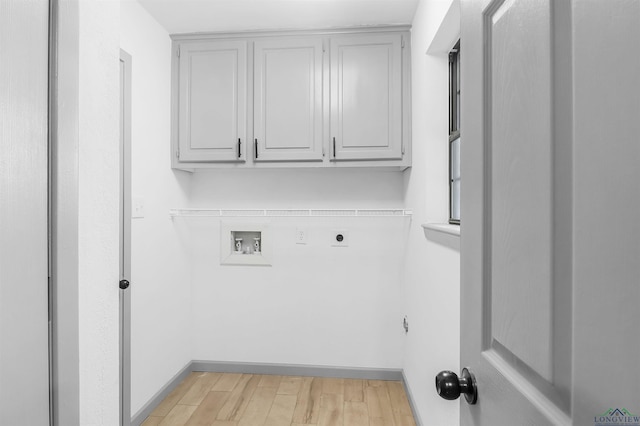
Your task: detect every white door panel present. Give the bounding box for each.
[460,1,568,423]
[0,0,50,424]
[488,0,554,383]
[570,1,640,424]
[457,0,640,424]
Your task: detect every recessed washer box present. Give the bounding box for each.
[220,222,271,266]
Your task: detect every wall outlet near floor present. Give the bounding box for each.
[295,228,308,244]
[331,230,349,247]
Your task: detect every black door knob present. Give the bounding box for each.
[119,279,130,290]
[435,367,477,404]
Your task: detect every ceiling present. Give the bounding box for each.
[136,0,419,34]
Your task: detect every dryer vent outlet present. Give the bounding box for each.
[331,230,349,247]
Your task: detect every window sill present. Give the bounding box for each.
[421,223,460,237]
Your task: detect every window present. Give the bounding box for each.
[449,40,460,224]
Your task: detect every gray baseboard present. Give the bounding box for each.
[131,360,419,426]
[130,361,192,426]
[191,360,403,381]
[402,370,423,426]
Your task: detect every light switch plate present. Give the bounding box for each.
[132,197,145,218]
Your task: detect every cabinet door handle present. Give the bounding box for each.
[254,139,258,159]
[237,138,241,159]
[333,137,336,158]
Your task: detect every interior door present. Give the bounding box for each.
[0,0,51,424]
[453,0,640,425]
[459,2,569,422]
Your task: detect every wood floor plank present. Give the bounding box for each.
[395,414,417,426]
[320,378,344,396]
[158,404,198,426]
[368,384,396,425]
[343,379,364,402]
[151,373,201,417]
[277,376,303,395]
[366,386,382,418]
[380,385,399,425]
[149,373,415,426]
[317,393,343,426]
[141,416,163,426]
[212,373,244,392]
[343,401,369,426]
[179,373,222,406]
[216,375,260,421]
[185,391,230,426]
[258,374,282,389]
[291,377,322,424]
[264,394,298,426]
[387,381,413,417]
[237,387,278,426]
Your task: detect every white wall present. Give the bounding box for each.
[189,169,405,209]
[120,1,194,415]
[186,170,407,368]
[402,1,461,425]
[188,214,407,367]
[78,1,121,424]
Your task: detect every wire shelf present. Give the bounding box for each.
[169,208,412,218]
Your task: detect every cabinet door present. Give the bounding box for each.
[178,41,246,162]
[254,38,323,161]
[330,34,403,161]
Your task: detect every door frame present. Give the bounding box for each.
[119,49,133,426]
[50,0,82,423]
[48,0,56,422]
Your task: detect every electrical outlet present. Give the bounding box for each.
[295,228,307,244]
[331,230,349,247]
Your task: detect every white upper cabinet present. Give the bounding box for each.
[172,28,410,170]
[254,38,324,162]
[330,34,403,161]
[178,40,247,162]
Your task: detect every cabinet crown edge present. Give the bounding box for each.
[170,25,411,41]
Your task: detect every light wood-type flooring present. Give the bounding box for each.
[141,372,417,426]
